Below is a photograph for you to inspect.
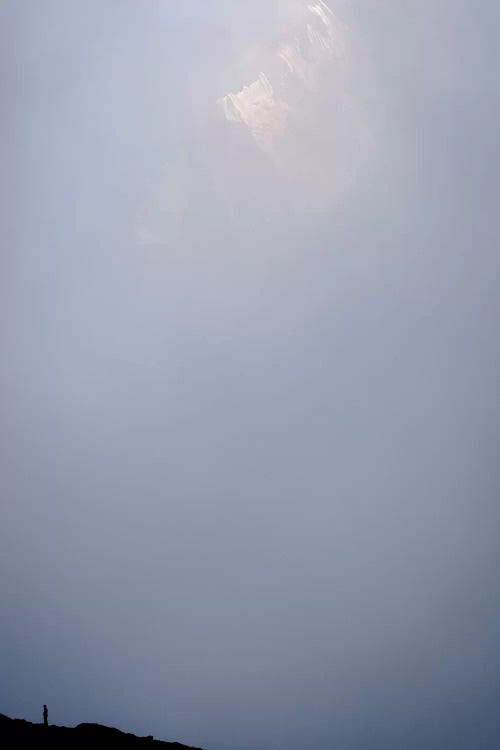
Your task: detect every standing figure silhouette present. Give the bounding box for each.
[43,705,48,727]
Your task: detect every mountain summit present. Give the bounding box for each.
[217,1,349,154]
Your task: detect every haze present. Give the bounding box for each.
[1,2,499,749]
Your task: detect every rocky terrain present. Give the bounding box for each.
[0,713,203,750]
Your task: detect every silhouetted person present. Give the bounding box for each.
[43,705,48,727]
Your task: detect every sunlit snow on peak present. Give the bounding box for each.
[217,1,349,155]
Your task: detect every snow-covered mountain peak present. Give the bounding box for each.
[217,1,349,155]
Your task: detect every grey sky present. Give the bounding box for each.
[1,2,499,750]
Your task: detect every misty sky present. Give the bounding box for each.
[1,2,499,749]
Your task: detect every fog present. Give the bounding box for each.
[1,2,499,749]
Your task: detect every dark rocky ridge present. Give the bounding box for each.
[0,713,203,750]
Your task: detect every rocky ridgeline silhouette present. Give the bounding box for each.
[0,713,203,750]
